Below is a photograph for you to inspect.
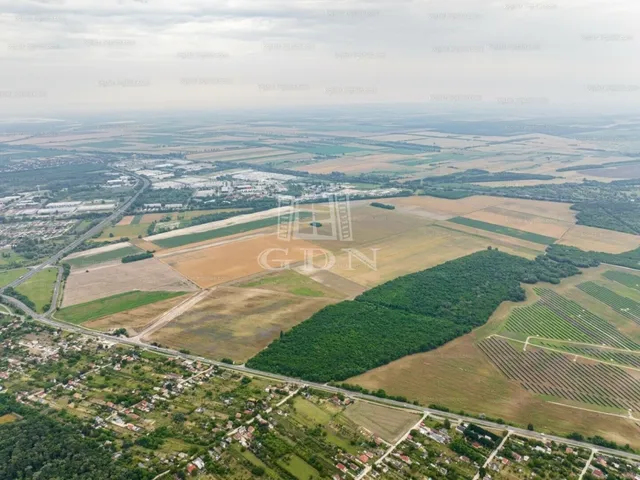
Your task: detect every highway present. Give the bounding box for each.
[2,292,640,463]
[0,171,149,291]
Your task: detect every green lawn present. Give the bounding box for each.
[279,454,320,479]
[65,245,144,268]
[15,267,58,313]
[0,267,28,288]
[448,216,557,245]
[153,212,311,249]
[56,290,188,324]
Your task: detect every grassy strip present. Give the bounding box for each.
[152,212,311,249]
[65,246,143,268]
[131,214,144,225]
[0,268,28,288]
[56,290,187,324]
[448,216,557,245]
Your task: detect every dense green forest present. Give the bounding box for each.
[247,249,580,381]
[0,395,151,480]
[546,244,640,270]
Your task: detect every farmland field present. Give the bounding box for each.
[83,294,188,334]
[448,217,557,245]
[0,267,28,288]
[149,286,337,362]
[159,234,319,288]
[557,225,640,253]
[341,402,420,443]
[463,205,573,238]
[93,223,148,241]
[531,341,640,369]
[56,290,187,324]
[503,303,594,343]
[62,258,195,306]
[151,212,310,249]
[534,288,639,350]
[478,337,640,413]
[65,245,143,268]
[577,282,640,325]
[603,270,640,291]
[238,270,344,298]
[14,267,58,313]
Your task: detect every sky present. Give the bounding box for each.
[0,0,639,115]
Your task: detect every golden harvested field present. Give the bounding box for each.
[159,234,318,288]
[328,224,490,288]
[494,198,577,222]
[386,195,506,219]
[558,225,640,253]
[349,290,640,449]
[303,203,428,253]
[342,402,420,443]
[149,286,337,362]
[118,216,134,226]
[298,154,408,174]
[83,295,187,335]
[294,268,367,299]
[462,206,573,238]
[62,258,196,306]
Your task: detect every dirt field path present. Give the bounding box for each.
[133,289,210,342]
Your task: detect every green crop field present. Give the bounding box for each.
[56,290,187,324]
[152,212,311,249]
[65,245,144,268]
[534,288,639,350]
[603,270,640,291]
[0,268,28,288]
[577,282,640,326]
[15,267,58,313]
[130,214,144,225]
[503,303,593,343]
[448,217,557,245]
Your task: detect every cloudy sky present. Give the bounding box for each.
[0,0,638,115]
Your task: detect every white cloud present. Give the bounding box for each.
[0,0,638,114]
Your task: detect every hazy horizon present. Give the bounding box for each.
[1,0,639,115]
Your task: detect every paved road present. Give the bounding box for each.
[0,171,149,292]
[2,294,640,463]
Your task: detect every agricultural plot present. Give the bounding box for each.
[56,290,187,325]
[448,217,557,245]
[557,225,640,254]
[94,223,148,241]
[532,341,640,369]
[577,282,640,325]
[83,294,188,334]
[62,258,195,306]
[65,245,143,268]
[341,401,420,443]
[479,337,640,412]
[160,234,318,289]
[238,270,344,299]
[149,286,337,362]
[464,205,573,238]
[603,270,640,291]
[503,303,594,343]
[534,288,639,350]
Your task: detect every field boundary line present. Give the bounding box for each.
[547,401,633,420]
[489,334,640,372]
[134,289,211,342]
